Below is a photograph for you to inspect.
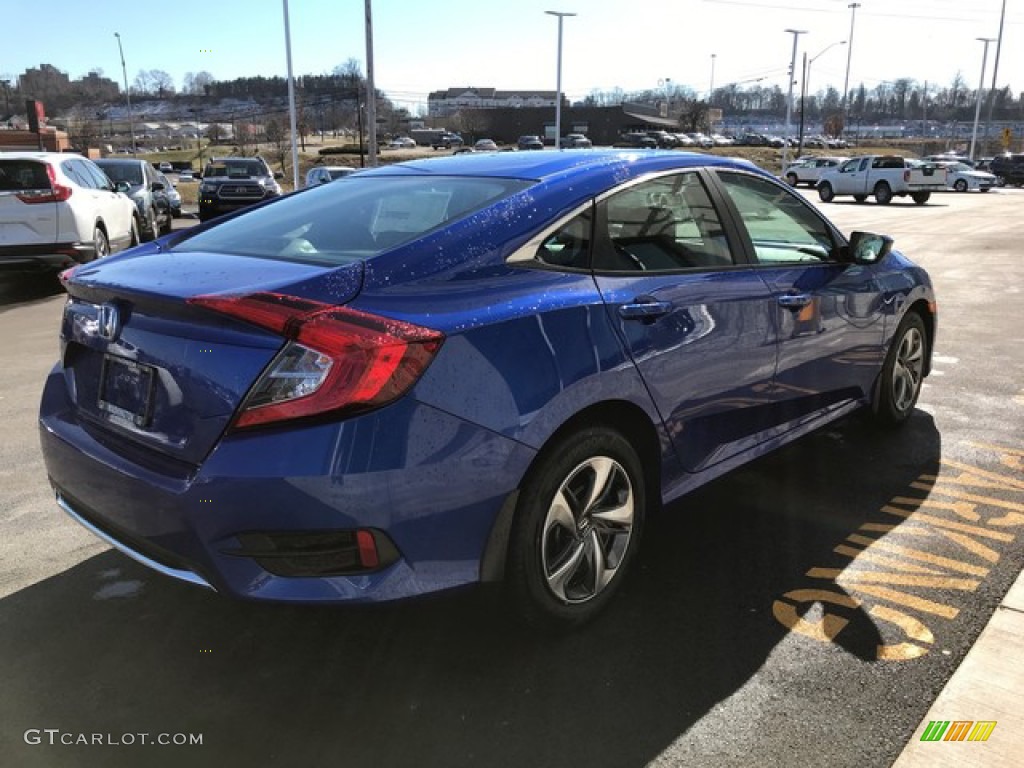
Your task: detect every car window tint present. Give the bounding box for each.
[174,176,532,265]
[535,208,592,269]
[82,160,114,190]
[717,171,837,264]
[0,160,51,190]
[60,159,90,188]
[593,172,735,271]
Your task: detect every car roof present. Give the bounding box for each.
[0,151,82,162]
[95,157,144,165]
[363,149,761,186]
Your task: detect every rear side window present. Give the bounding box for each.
[0,160,50,191]
[174,176,531,265]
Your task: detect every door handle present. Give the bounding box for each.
[778,293,812,309]
[618,298,672,321]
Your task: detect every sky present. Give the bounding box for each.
[2,0,1020,114]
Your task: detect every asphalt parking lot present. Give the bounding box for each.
[0,188,1022,768]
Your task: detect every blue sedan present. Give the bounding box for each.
[40,150,935,628]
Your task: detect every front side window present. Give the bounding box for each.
[592,172,735,271]
[717,171,838,264]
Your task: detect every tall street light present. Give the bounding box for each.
[114,32,137,155]
[546,10,576,149]
[798,40,845,154]
[782,28,807,167]
[709,53,716,102]
[983,0,1007,153]
[282,0,301,188]
[364,0,378,167]
[969,37,995,161]
[841,2,860,135]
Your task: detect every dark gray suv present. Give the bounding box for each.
[989,153,1024,187]
[94,158,172,241]
[198,157,283,222]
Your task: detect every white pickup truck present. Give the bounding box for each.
[816,155,947,205]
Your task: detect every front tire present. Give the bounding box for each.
[818,182,835,203]
[872,312,927,427]
[953,179,968,192]
[785,172,799,187]
[507,427,645,629]
[853,194,867,203]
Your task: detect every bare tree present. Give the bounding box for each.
[149,70,175,98]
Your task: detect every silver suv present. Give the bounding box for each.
[0,152,138,271]
[94,158,172,241]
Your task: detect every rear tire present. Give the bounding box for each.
[507,427,645,630]
[874,182,893,205]
[872,312,927,427]
[92,226,109,260]
[853,194,867,203]
[818,182,835,203]
[129,216,140,248]
[953,179,968,192]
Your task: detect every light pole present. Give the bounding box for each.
[364,0,378,167]
[114,32,137,155]
[282,0,301,187]
[983,0,1007,153]
[546,10,576,149]
[189,107,203,170]
[798,40,845,153]
[708,53,716,103]
[782,29,807,166]
[969,37,995,161]
[841,2,860,135]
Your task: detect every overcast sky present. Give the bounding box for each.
[2,0,1019,113]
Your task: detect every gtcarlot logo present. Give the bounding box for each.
[24,729,203,747]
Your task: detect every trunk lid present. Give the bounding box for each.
[60,249,364,465]
[0,158,58,246]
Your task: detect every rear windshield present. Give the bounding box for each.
[96,162,144,185]
[172,175,532,265]
[204,160,268,178]
[0,160,49,191]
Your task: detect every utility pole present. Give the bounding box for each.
[983,0,1007,154]
[782,28,806,167]
[841,2,860,136]
[114,32,137,155]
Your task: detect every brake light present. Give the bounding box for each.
[16,163,73,204]
[188,292,444,429]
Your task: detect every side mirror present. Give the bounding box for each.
[274,171,284,180]
[152,181,165,192]
[847,231,893,264]
[114,181,131,194]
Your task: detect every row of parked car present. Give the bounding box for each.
[781,151,1024,193]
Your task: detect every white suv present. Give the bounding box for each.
[0,152,139,271]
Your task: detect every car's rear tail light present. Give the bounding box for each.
[188,292,444,429]
[16,164,73,204]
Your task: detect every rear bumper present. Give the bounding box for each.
[0,242,94,271]
[39,366,533,604]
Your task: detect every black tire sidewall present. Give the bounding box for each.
[874,312,927,426]
[818,182,834,202]
[507,427,646,629]
[93,227,108,260]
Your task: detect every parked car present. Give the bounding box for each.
[197,156,283,222]
[989,153,1024,186]
[42,150,935,629]
[646,131,680,148]
[387,137,417,149]
[783,156,848,187]
[155,171,183,217]
[473,138,499,151]
[178,169,195,182]
[928,160,996,192]
[0,151,139,270]
[158,161,174,173]
[431,133,464,150]
[619,133,658,149]
[305,166,356,187]
[95,157,172,240]
[517,135,545,151]
[562,133,593,148]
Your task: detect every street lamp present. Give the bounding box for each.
[841,2,860,135]
[546,10,576,149]
[969,37,995,161]
[364,0,378,167]
[189,107,204,170]
[983,0,1007,153]
[782,28,807,166]
[282,0,301,186]
[114,32,137,155]
[708,53,716,103]
[798,40,846,153]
